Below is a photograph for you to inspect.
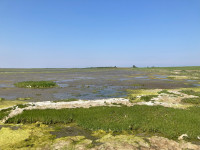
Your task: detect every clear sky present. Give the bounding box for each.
[0,0,199,68]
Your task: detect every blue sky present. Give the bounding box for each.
[0,0,199,68]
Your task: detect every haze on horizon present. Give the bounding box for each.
[0,0,199,68]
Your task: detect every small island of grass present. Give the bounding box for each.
[14,81,57,89]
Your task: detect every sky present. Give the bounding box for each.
[0,0,199,68]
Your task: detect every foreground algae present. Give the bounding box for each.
[0,123,55,149]
[0,127,31,149]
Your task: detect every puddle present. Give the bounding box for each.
[134,76,150,80]
[98,89,126,98]
[51,126,97,140]
[119,78,131,81]
[187,80,197,82]
[57,83,69,88]
[152,75,173,81]
[193,84,200,87]
[53,85,127,100]
[57,77,96,83]
[50,125,101,146]
[0,125,21,130]
[76,77,95,80]
[57,79,78,82]
[0,96,17,100]
[0,84,14,88]
[158,78,172,81]
[53,93,76,100]
[135,76,148,79]
[154,75,167,78]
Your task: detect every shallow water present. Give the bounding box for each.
[53,85,127,100]
[0,68,194,101]
[50,125,98,142]
[56,83,69,88]
[0,95,17,100]
[154,75,168,78]
[0,125,20,130]
[134,76,149,79]
[0,84,14,88]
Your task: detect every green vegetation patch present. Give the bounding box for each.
[0,108,12,120]
[6,105,200,140]
[0,98,5,101]
[127,89,160,102]
[14,104,30,109]
[0,127,31,149]
[182,98,200,104]
[0,123,55,149]
[140,95,158,102]
[14,81,57,88]
[180,90,200,97]
[158,90,172,95]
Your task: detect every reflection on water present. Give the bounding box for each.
[0,84,14,88]
[134,76,148,79]
[53,85,127,100]
[57,83,69,88]
[0,95,17,99]
[187,80,197,82]
[154,75,167,78]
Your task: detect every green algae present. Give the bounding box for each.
[127,89,160,102]
[16,97,32,101]
[0,127,31,149]
[0,123,55,149]
[0,108,12,120]
[0,98,5,101]
[0,100,26,109]
[96,133,149,149]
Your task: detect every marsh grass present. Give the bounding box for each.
[0,108,12,120]
[181,90,200,97]
[7,105,200,141]
[182,98,200,104]
[0,98,5,101]
[14,81,57,88]
[158,90,171,94]
[140,95,158,102]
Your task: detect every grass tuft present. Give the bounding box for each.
[182,98,200,104]
[181,90,200,97]
[0,98,5,101]
[0,108,12,120]
[14,81,57,88]
[140,95,157,102]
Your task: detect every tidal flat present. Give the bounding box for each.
[1,67,200,149]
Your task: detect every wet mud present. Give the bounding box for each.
[0,68,197,102]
